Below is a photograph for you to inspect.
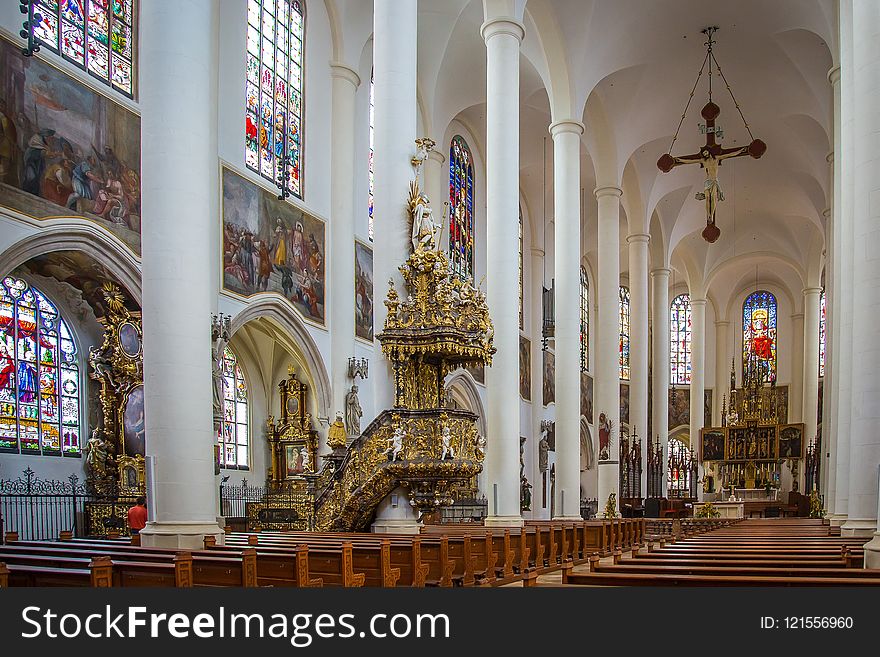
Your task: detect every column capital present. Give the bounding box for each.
[530,247,545,257]
[594,185,622,199]
[790,312,805,320]
[823,207,831,219]
[650,267,671,277]
[549,119,585,137]
[626,233,650,245]
[690,298,708,307]
[803,286,824,297]
[827,65,841,85]
[826,151,834,165]
[426,148,446,165]
[480,17,525,43]
[714,319,730,327]
[329,62,361,87]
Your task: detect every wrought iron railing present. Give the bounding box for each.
[0,468,137,541]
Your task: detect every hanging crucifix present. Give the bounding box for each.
[657,27,766,243]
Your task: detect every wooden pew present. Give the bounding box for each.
[6,539,258,587]
[0,551,190,587]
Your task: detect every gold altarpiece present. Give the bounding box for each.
[699,358,805,491]
[83,283,145,535]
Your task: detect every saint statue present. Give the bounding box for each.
[475,433,487,459]
[211,316,230,433]
[411,191,441,252]
[520,475,532,512]
[345,384,363,436]
[538,434,549,473]
[327,411,347,451]
[440,424,454,459]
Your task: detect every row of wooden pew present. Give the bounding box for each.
[0,516,717,588]
[558,518,880,587]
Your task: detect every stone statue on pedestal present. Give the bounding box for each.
[345,384,363,436]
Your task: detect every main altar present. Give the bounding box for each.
[699,355,805,498]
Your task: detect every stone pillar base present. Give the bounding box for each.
[371,518,422,534]
[863,533,880,570]
[840,518,876,538]
[826,513,847,527]
[485,515,524,528]
[139,521,225,550]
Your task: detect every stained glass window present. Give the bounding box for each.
[368,73,374,241]
[245,0,305,198]
[580,266,589,372]
[742,290,777,383]
[449,135,475,281]
[0,277,81,456]
[33,0,136,97]
[818,289,826,377]
[219,346,249,469]
[670,294,692,385]
[519,208,524,329]
[619,286,630,380]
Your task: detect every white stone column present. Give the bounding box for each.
[329,63,361,436]
[789,312,805,422]
[689,298,706,499]
[713,320,730,426]
[843,0,880,548]
[424,148,446,252]
[481,16,525,526]
[138,0,222,549]
[595,186,622,512]
[372,0,417,413]
[627,233,650,495]
[551,120,584,519]
[530,247,546,519]
[651,268,670,495]
[802,289,823,445]
[831,3,854,525]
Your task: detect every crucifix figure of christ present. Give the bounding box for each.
[657,101,766,243]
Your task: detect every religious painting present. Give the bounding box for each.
[704,389,713,428]
[118,322,141,358]
[779,423,805,459]
[775,385,789,424]
[15,250,139,320]
[619,383,630,425]
[0,37,142,253]
[519,336,531,400]
[465,364,484,385]
[354,240,373,341]
[222,167,326,324]
[122,384,145,456]
[598,412,612,462]
[700,428,726,462]
[284,444,307,477]
[668,388,690,428]
[542,350,555,406]
[581,372,593,423]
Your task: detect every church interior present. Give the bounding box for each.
[0,0,879,589]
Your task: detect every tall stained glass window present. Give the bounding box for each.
[742,290,777,383]
[619,286,630,380]
[219,346,249,469]
[670,294,692,385]
[818,289,826,377]
[368,73,375,240]
[245,0,305,198]
[519,208,524,329]
[449,135,475,280]
[0,277,80,456]
[580,266,589,372]
[33,0,136,97]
